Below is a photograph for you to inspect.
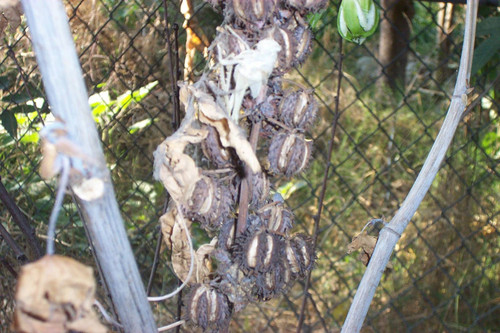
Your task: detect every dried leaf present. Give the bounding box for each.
[153,126,207,204]
[13,255,106,333]
[39,140,60,179]
[160,206,215,284]
[347,231,378,266]
[187,85,261,173]
[217,33,281,121]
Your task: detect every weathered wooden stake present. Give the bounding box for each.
[21,1,157,331]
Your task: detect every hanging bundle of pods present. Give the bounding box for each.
[153,0,327,330]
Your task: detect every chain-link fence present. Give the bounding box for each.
[1,0,499,332]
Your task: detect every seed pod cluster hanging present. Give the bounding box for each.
[153,0,326,331]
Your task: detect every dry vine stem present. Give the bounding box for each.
[341,0,478,331]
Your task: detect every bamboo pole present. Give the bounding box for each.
[341,1,478,332]
[20,1,157,331]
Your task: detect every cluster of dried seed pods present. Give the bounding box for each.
[187,284,231,331]
[154,0,326,331]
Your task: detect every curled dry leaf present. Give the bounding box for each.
[13,255,106,333]
[39,139,59,180]
[160,206,215,284]
[347,231,378,266]
[187,85,261,173]
[153,125,207,205]
[215,29,281,122]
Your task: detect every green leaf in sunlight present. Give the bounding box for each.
[128,118,152,134]
[277,180,307,200]
[20,132,40,144]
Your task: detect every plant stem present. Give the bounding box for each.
[296,36,344,332]
[163,0,180,129]
[341,1,478,331]
[0,177,43,259]
[0,222,27,262]
[236,120,262,235]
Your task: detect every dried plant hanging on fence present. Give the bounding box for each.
[152,0,327,331]
[13,255,107,333]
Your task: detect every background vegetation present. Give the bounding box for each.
[0,0,498,331]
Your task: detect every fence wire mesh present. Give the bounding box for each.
[1,0,499,332]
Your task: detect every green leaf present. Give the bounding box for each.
[0,76,11,90]
[20,132,40,144]
[1,111,18,138]
[307,12,324,30]
[2,92,33,104]
[277,180,307,200]
[472,36,500,74]
[10,104,37,114]
[476,16,500,36]
[128,118,152,134]
[113,81,158,114]
[481,131,499,156]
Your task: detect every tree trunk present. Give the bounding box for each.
[378,0,415,91]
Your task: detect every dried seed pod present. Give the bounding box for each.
[253,261,291,300]
[187,284,231,331]
[285,0,328,12]
[258,200,294,235]
[202,125,235,168]
[268,131,312,177]
[233,229,285,274]
[279,89,317,129]
[232,0,276,24]
[214,26,250,60]
[251,172,271,205]
[264,26,296,73]
[185,176,232,229]
[285,233,315,278]
[293,24,312,65]
[218,219,236,251]
[214,261,255,312]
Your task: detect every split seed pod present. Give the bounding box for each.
[268,131,312,177]
[185,176,232,229]
[202,125,234,168]
[253,261,291,300]
[233,229,285,274]
[258,201,294,236]
[251,172,271,205]
[293,24,313,65]
[232,0,276,24]
[285,233,315,278]
[265,26,296,73]
[187,284,230,331]
[279,89,317,129]
[218,219,236,251]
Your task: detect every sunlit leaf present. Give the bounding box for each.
[128,118,152,134]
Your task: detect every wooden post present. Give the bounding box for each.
[20,1,157,331]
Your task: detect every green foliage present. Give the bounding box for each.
[472,15,500,74]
